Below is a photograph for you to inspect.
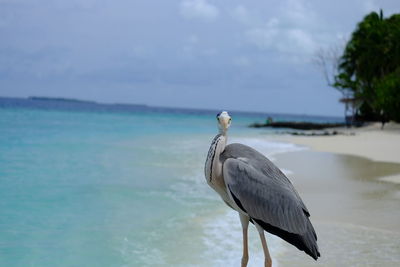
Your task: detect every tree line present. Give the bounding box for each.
[320,10,400,122]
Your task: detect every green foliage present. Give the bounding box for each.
[334,10,400,121]
[375,67,400,121]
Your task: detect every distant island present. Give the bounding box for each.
[28,96,97,104]
[28,96,148,108]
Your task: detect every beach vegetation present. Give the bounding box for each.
[333,10,400,122]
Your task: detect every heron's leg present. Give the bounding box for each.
[255,223,272,267]
[239,213,250,267]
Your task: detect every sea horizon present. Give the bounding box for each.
[0,96,344,123]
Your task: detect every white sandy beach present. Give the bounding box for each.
[278,122,400,184]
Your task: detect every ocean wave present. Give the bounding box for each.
[230,137,307,158]
[201,209,283,267]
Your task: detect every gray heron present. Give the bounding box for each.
[204,111,320,267]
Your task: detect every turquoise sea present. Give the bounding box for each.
[0,98,342,266]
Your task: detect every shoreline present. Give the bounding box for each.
[273,122,400,184]
[274,150,400,231]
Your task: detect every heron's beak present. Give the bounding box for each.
[219,117,230,128]
[218,116,231,134]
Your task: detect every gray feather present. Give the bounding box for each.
[223,158,308,233]
[221,143,310,216]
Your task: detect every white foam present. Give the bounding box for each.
[230,137,307,158]
[201,209,284,266]
[122,237,166,266]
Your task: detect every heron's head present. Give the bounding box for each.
[217,111,231,135]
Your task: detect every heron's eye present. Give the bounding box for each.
[229,118,232,123]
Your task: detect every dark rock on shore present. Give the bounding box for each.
[249,121,346,130]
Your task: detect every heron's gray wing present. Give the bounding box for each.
[223,157,309,233]
[221,143,310,216]
[223,158,320,260]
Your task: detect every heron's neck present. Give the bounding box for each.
[219,128,228,136]
[205,133,227,187]
[215,134,227,156]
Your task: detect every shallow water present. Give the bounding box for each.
[1,103,399,266]
[0,106,297,266]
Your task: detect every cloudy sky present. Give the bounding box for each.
[0,0,398,116]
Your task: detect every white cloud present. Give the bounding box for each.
[287,29,317,53]
[230,5,266,26]
[280,0,315,27]
[53,0,97,10]
[245,19,278,49]
[187,34,198,44]
[231,5,250,24]
[202,48,217,56]
[179,0,219,22]
[233,56,251,67]
[245,16,317,56]
[237,0,327,59]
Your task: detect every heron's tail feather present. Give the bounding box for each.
[253,217,320,260]
[302,219,320,260]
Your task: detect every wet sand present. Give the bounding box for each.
[282,122,400,184]
[272,150,400,266]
